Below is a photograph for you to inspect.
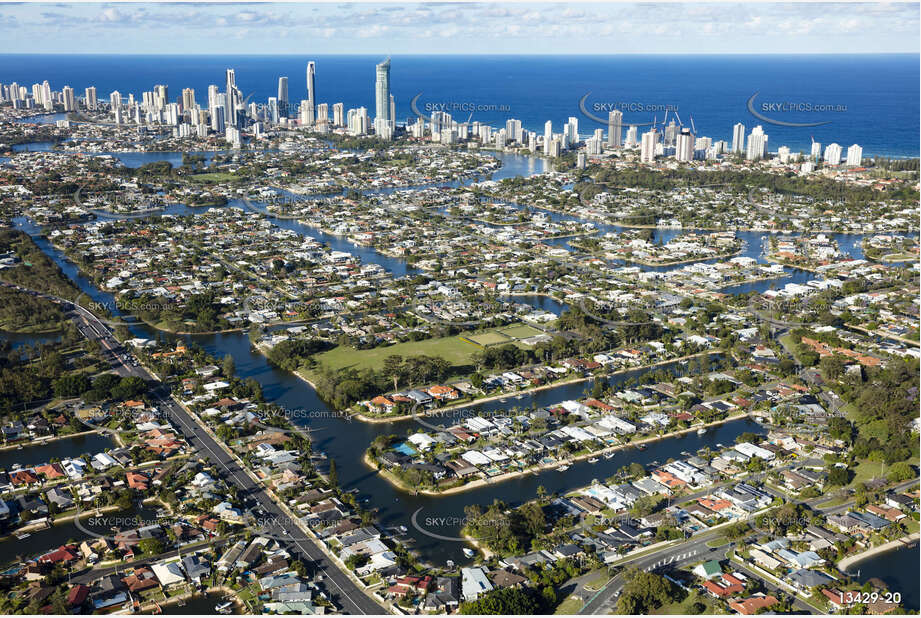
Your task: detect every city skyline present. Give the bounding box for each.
[0,2,918,55]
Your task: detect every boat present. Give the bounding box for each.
[515,394,524,400]
[603,452,615,460]
[637,444,647,451]
[13,533,30,540]
[462,548,475,558]
[499,398,508,403]
[446,560,455,569]
[558,465,570,472]
[697,428,707,435]
[588,457,599,464]
[215,601,234,614]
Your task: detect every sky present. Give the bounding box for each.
[0,2,918,55]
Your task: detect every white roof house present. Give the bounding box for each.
[735,442,775,460]
[152,560,186,586]
[408,433,437,451]
[461,567,494,601]
[461,451,491,467]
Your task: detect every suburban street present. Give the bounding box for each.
[5,282,387,615]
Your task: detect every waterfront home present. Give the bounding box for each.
[787,568,836,591]
[151,559,186,588]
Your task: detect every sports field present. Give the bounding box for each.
[310,334,478,372]
[305,322,539,376]
[497,324,544,339]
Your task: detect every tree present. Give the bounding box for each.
[137,537,165,556]
[886,461,914,483]
[820,355,845,381]
[327,458,338,489]
[616,569,683,614]
[826,466,851,487]
[459,587,548,614]
[828,417,854,443]
[222,354,235,378]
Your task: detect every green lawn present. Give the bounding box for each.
[705,536,728,548]
[848,459,890,487]
[498,324,544,339]
[465,331,512,346]
[554,596,584,615]
[187,172,238,183]
[583,569,612,592]
[309,334,480,373]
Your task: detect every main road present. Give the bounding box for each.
[3,282,387,615]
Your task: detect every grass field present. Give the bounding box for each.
[187,172,238,183]
[498,323,544,339]
[309,334,479,374]
[554,596,584,615]
[303,322,541,379]
[465,331,511,346]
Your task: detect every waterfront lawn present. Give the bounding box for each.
[308,334,478,375]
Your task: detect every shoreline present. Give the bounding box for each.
[364,410,751,497]
[135,585,243,614]
[838,532,920,572]
[0,428,104,453]
[351,350,713,424]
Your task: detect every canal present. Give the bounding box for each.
[846,544,920,612]
[9,150,913,586]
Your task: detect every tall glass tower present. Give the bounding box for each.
[375,58,391,124]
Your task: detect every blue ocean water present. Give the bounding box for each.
[1,54,917,157]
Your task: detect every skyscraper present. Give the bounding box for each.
[607,110,623,148]
[731,122,746,154]
[211,104,225,133]
[316,103,329,127]
[41,80,52,111]
[62,86,75,112]
[277,77,289,118]
[305,61,316,126]
[811,141,823,161]
[824,143,842,165]
[746,125,768,160]
[225,69,236,128]
[640,128,658,163]
[676,128,695,162]
[625,125,638,148]
[333,103,344,127]
[845,144,862,166]
[543,120,552,155]
[84,86,97,111]
[375,58,391,125]
[154,84,168,111]
[664,120,678,147]
[181,88,196,112]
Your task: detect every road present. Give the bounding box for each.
[5,282,386,615]
[578,474,920,615]
[579,536,731,614]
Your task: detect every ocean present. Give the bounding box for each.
[1,54,918,157]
